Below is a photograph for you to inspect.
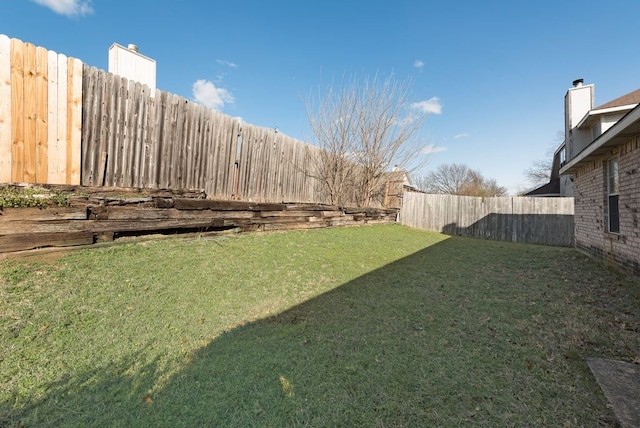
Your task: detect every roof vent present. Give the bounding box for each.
[127,44,139,53]
[572,78,584,87]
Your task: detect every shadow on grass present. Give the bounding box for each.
[442,213,574,247]
[4,236,635,426]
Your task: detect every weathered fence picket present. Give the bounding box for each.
[399,192,575,246]
[77,64,328,204]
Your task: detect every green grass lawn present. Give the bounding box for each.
[1,224,639,427]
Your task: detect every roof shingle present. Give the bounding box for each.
[595,87,640,110]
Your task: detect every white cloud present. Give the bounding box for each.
[410,97,442,115]
[414,60,424,70]
[192,79,234,111]
[454,133,470,139]
[32,0,93,17]
[216,59,238,68]
[421,144,446,155]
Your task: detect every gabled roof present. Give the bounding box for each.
[576,87,640,130]
[523,178,560,197]
[595,87,640,110]
[561,103,640,174]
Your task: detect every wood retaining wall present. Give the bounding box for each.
[0,188,398,253]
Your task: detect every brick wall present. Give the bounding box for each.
[573,136,640,275]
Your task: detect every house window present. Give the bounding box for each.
[559,146,567,166]
[607,157,619,233]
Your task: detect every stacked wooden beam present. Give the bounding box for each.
[0,196,398,253]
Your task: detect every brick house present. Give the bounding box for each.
[559,79,640,275]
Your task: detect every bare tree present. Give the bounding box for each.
[524,131,564,187]
[418,163,508,196]
[460,170,508,197]
[304,79,359,206]
[524,159,553,185]
[305,74,431,207]
[418,163,471,194]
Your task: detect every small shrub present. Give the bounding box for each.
[49,191,71,207]
[0,186,71,208]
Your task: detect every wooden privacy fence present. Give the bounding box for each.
[399,192,575,246]
[81,65,325,203]
[0,35,331,204]
[0,34,82,185]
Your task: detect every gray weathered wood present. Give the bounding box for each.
[0,231,94,252]
[0,207,87,221]
[399,192,574,246]
[0,198,397,253]
[79,69,337,205]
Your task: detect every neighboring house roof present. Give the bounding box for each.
[386,170,412,185]
[523,178,560,197]
[384,169,421,192]
[403,183,424,193]
[561,103,640,174]
[594,87,640,110]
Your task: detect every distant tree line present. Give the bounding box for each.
[416,163,508,197]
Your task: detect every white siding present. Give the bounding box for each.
[108,43,156,90]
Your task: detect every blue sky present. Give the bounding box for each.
[4,0,640,194]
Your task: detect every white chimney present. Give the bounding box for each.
[564,79,594,158]
[108,43,156,90]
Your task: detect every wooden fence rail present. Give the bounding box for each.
[399,192,575,246]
